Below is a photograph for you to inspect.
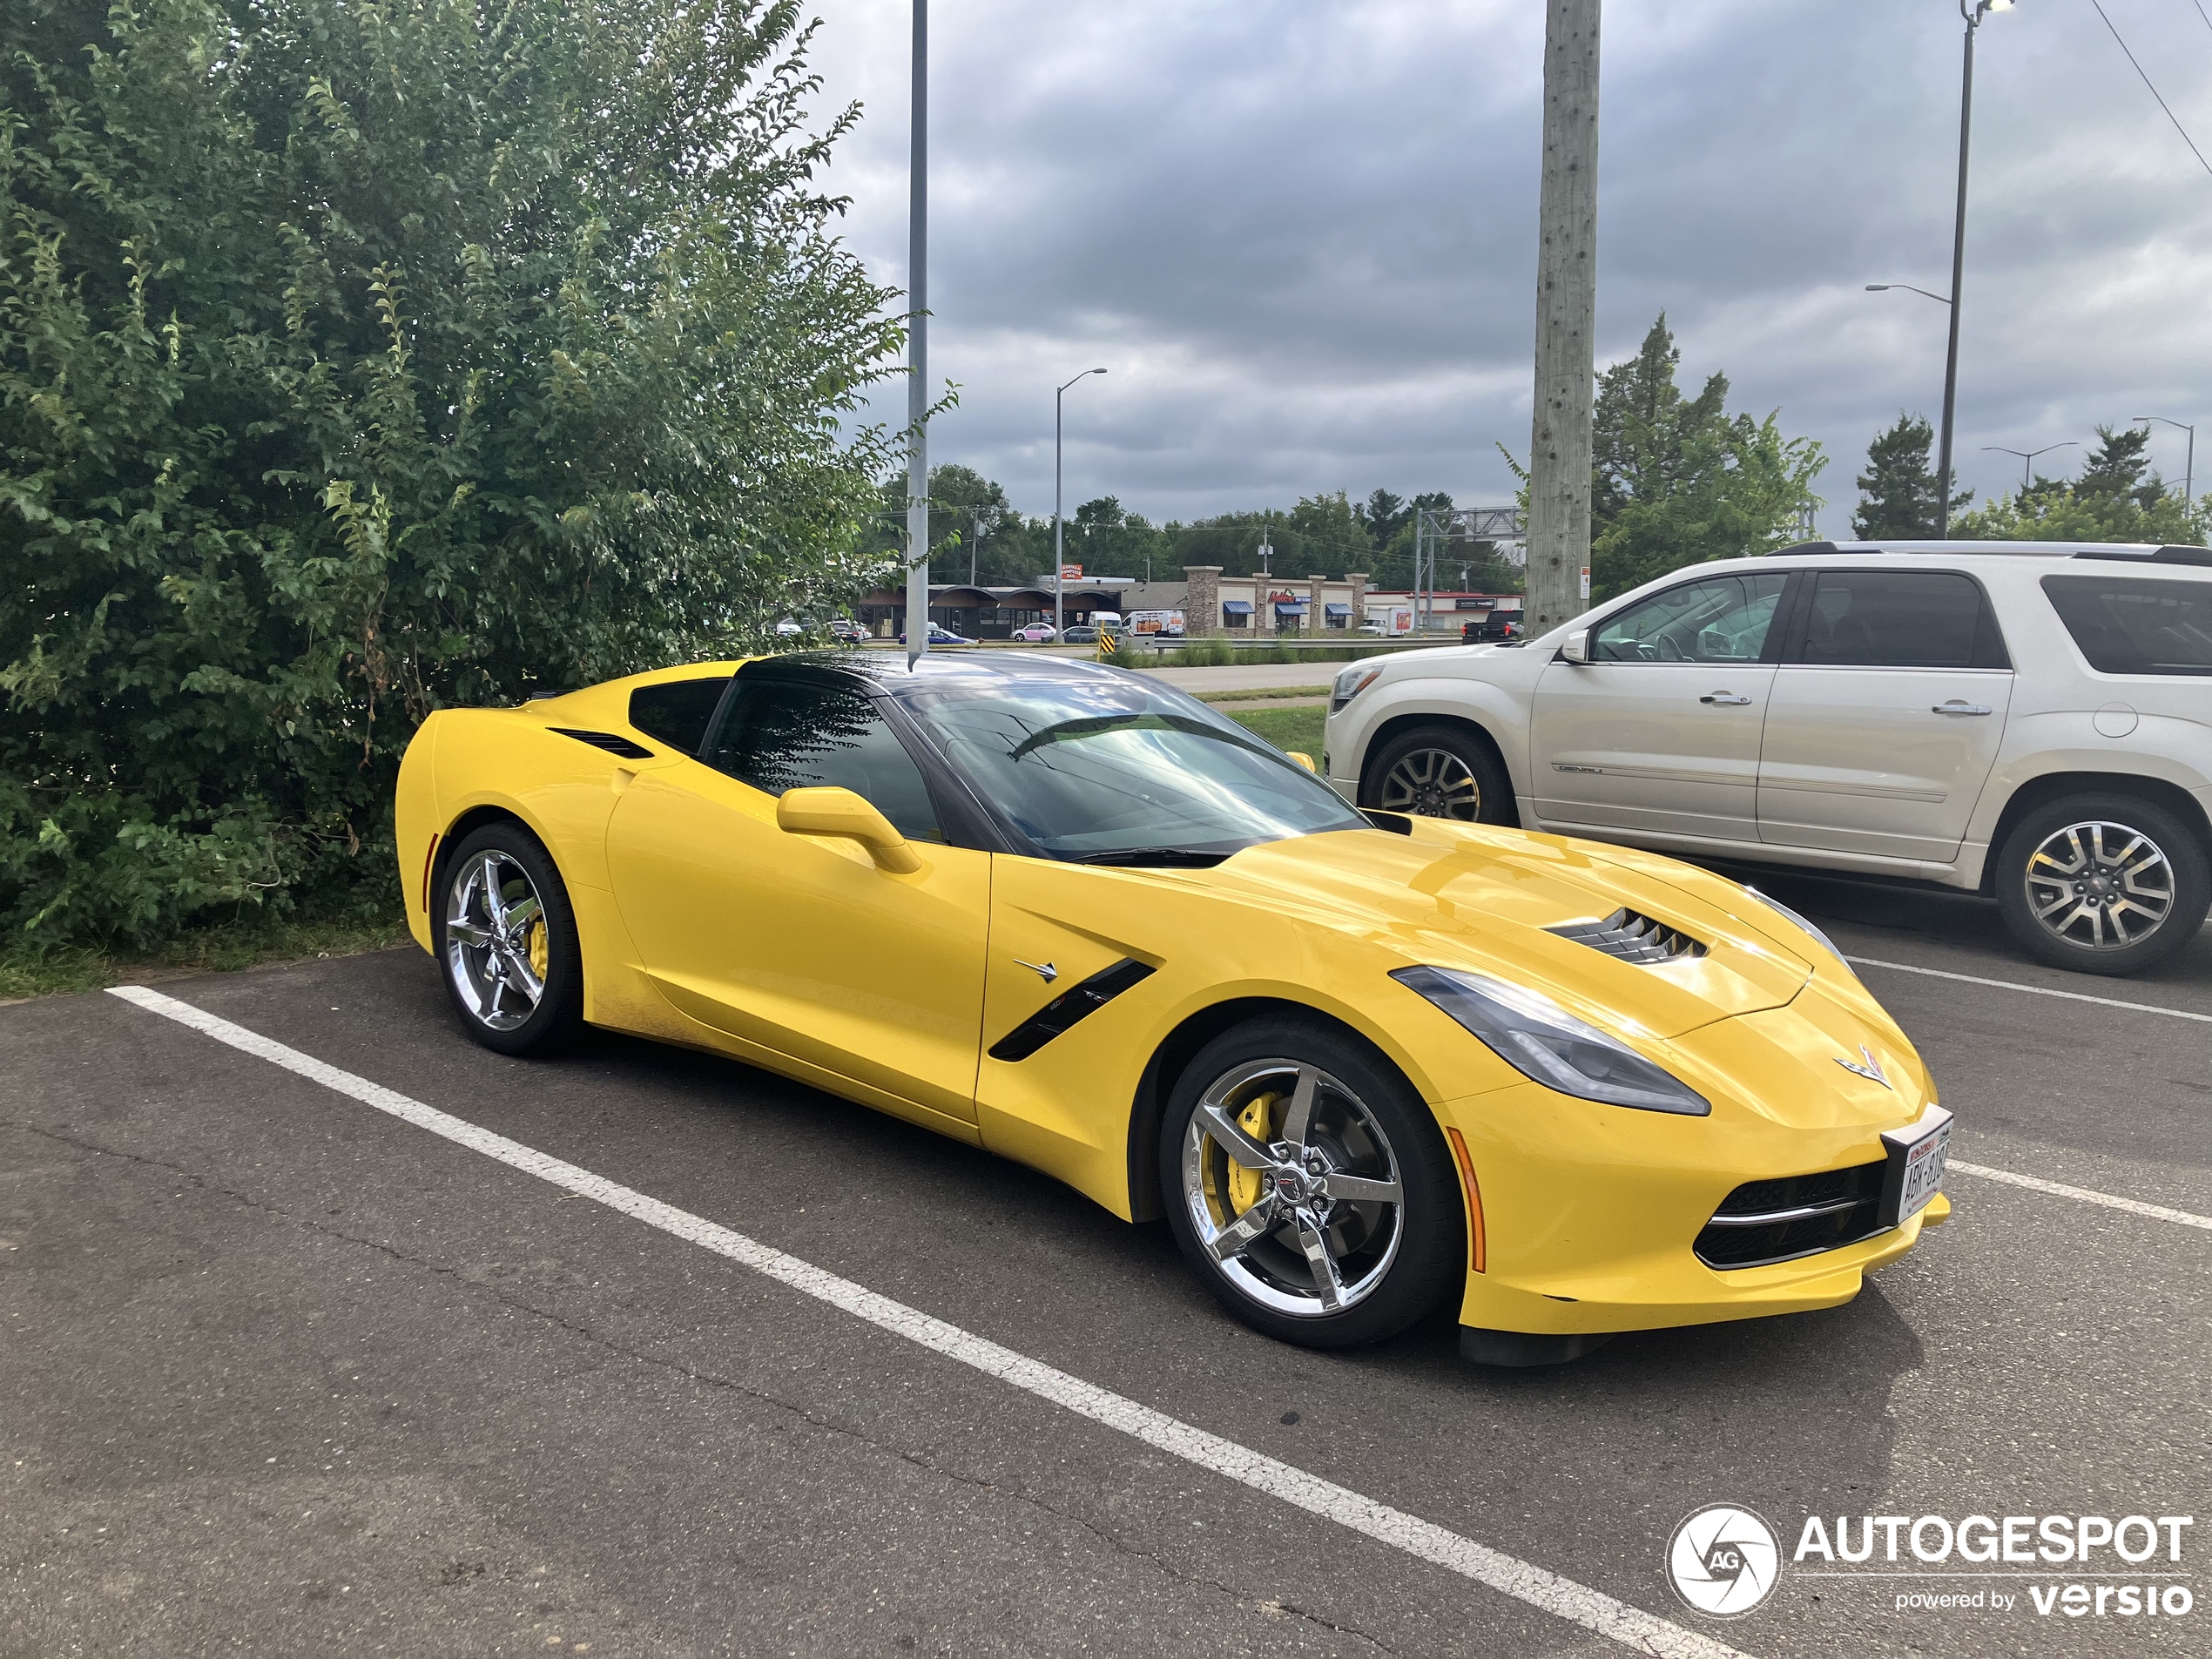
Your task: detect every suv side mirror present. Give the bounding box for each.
[1559,628,1592,664]
[776,786,923,873]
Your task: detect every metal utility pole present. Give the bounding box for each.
[1054,368,1106,638]
[1937,0,2015,538]
[904,0,929,666]
[1525,0,1599,637]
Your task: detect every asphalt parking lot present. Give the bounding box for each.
[3,874,2206,1657]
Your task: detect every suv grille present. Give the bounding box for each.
[1694,1160,1888,1269]
[1548,908,1708,965]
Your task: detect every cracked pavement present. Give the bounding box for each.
[2,870,2206,1657]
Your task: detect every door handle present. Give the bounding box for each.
[1699,692,1753,706]
[1932,700,1993,717]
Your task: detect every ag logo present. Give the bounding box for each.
[1666,1504,1781,1617]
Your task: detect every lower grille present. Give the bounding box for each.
[1695,1158,1889,1269]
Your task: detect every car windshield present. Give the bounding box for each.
[899,673,1368,860]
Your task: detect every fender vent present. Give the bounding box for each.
[1548,907,1707,964]
[550,727,655,760]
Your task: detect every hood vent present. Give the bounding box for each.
[1548,907,1708,965]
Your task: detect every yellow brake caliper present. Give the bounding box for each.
[527,916,549,980]
[1226,1092,1279,1216]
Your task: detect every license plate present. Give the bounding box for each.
[1879,1107,1952,1228]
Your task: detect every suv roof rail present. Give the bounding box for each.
[1763,539,1840,556]
[2071,545,2212,568]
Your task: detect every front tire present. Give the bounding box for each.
[433,823,584,1055]
[1159,1017,1462,1349]
[1363,723,1515,825]
[1994,793,2209,976]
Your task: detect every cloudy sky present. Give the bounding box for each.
[802,1,2212,530]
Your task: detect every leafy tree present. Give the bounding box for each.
[1588,315,1824,600]
[1952,434,2207,547]
[1,0,903,948]
[2075,423,2162,510]
[1853,413,1972,538]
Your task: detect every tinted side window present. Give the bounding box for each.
[2042,575,2212,676]
[628,676,732,753]
[705,678,942,841]
[1591,573,1790,664]
[1799,571,2006,668]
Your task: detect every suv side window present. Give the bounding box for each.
[1796,571,2009,669]
[2041,575,2212,676]
[1591,573,1790,664]
[705,676,944,842]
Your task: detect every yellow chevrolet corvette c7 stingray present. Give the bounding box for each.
[394,651,1952,1365]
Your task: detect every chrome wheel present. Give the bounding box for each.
[1180,1058,1406,1317]
[1378,748,1480,819]
[444,849,549,1031]
[2023,819,2177,952]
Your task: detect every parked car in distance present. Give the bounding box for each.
[1358,620,1391,637]
[773,619,804,637]
[1012,623,1059,643]
[1327,541,2212,976]
[897,626,976,648]
[827,618,871,644]
[1462,616,1522,644]
[1062,624,1101,644]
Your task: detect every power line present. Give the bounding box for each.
[2089,0,2212,180]
[2194,0,2212,37]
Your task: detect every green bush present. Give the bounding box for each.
[1,0,904,948]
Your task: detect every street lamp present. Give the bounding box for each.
[1055,368,1107,639]
[1980,441,2077,492]
[2133,416,2195,504]
[1868,0,2017,539]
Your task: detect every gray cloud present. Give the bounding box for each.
[807,0,2212,524]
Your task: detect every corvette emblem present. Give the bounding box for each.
[1015,959,1058,984]
[1834,1045,1892,1088]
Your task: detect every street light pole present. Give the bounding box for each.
[1936,0,2015,538]
[2134,416,2196,504]
[1980,441,2077,492]
[904,0,929,667]
[1054,368,1107,639]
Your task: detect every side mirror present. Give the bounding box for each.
[1286,751,1318,773]
[1559,628,1592,665]
[776,786,923,873]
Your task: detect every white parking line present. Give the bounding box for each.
[1845,956,2212,1025]
[106,984,1748,1659]
[1950,1161,2212,1231]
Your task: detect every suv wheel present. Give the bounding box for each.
[1364,724,1514,824]
[1994,793,2210,975]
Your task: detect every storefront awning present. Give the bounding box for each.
[1324,604,1352,617]
[1221,600,1253,615]
[1274,601,1309,615]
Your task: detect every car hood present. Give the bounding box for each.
[1187,826,1813,1041]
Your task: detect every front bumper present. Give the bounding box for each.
[1435,1027,1952,1339]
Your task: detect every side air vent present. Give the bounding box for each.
[1695,1160,1889,1269]
[550,727,655,760]
[989,959,1155,1062]
[1548,908,1708,965]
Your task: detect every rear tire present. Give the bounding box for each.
[1159,1017,1462,1349]
[1362,723,1515,825]
[1994,792,2209,976]
[433,823,584,1055]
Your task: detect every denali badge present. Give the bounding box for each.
[1834,1046,1892,1089]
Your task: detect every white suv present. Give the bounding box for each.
[1324,541,2212,975]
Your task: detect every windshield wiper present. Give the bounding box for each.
[1066,846,1233,868]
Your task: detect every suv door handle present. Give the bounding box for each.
[1932,700,1993,717]
[1699,691,1753,706]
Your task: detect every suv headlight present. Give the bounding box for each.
[1391,965,1710,1116]
[1332,664,1382,711]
